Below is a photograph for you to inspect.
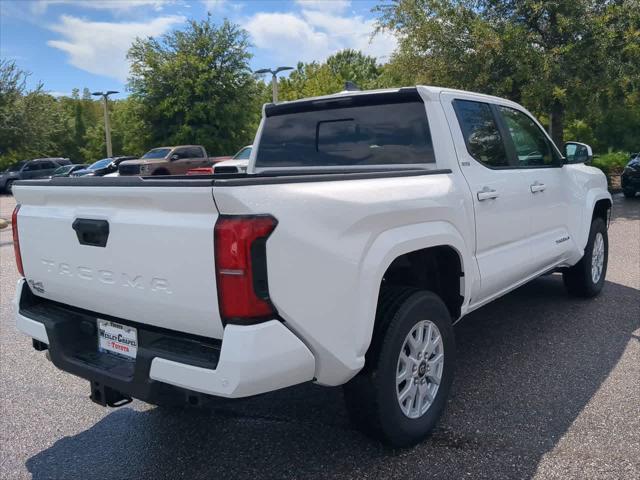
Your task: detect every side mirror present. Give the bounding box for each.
[564,142,593,164]
[170,154,180,161]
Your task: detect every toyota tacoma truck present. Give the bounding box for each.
[12,86,611,447]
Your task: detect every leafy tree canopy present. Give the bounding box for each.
[376,0,640,148]
[127,16,260,155]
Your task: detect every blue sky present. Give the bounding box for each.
[0,0,395,100]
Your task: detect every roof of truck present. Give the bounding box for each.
[265,85,521,110]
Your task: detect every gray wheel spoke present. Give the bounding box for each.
[396,319,444,419]
[591,232,605,283]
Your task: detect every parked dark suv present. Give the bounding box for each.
[622,152,640,198]
[0,158,71,193]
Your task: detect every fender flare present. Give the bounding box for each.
[351,220,474,361]
[580,190,612,248]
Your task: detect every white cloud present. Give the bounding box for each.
[47,15,185,82]
[31,0,173,14]
[47,90,71,97]
[244,7,396,66]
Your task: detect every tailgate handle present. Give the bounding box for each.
[72,219,109,247]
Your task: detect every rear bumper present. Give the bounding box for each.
[14,279,315,401]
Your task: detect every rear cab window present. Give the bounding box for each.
[256,89,435,169]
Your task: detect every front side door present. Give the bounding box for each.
[495,106,573,272]
[169,147,194,174]
[188,147,209,167]
[442,93,535,303]
[20,162,42,179]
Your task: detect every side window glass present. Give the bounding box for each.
[453,100,509,168]
[189,147,204,158]
[24,162,39,171]
[498,106,554,167]
[173,148,188,159]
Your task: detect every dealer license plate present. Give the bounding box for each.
[97,319,138,360]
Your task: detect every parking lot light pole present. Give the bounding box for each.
[91,90,119,158]
[254,67,293,103]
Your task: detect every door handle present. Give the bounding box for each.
[530,181,546,193]
[477,187,499,201]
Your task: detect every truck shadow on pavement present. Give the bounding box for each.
[26,276,639,480]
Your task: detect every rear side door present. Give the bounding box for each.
[38,160,58,178]
[190,147,209,167]
[495,106,573,271]
[441,93,534,303]
[169,147,195,174]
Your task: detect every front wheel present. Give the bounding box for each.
[563,217,608,297]
[343,289,455,447]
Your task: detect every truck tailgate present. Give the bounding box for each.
[13,184,223,339]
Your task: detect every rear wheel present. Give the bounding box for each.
[5,180,14,194]
[343,289,455,447]
[563,217,608,297]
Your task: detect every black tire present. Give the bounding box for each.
[623,189,636,198]
[563,217,608,297]
[5,180,14,194]
[343,288,455,447]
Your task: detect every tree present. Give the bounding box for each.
[375,0,640,147]
[278,50,383,100]
[127,16,260,155]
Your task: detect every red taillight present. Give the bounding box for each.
[214,215,277,324]
[12,204,24,277]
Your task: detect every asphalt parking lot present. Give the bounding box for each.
[0,193,638,480]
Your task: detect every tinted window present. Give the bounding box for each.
[173,148,190,159]
[186,147,204,158]
[40,161,56,169]
[256,96,434,167]
[453,100,508,168]
[23,162,41,171]
[498,106,554,167]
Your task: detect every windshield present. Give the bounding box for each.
[233,147,252,160]
[141,148,171,159]
[52,165,72,175]
[7,162,26,172]
[88,158,112,170]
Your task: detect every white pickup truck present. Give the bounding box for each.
[13,86,611,447]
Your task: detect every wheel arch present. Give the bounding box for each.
[579,190,612,250]
[354,221,473,362]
